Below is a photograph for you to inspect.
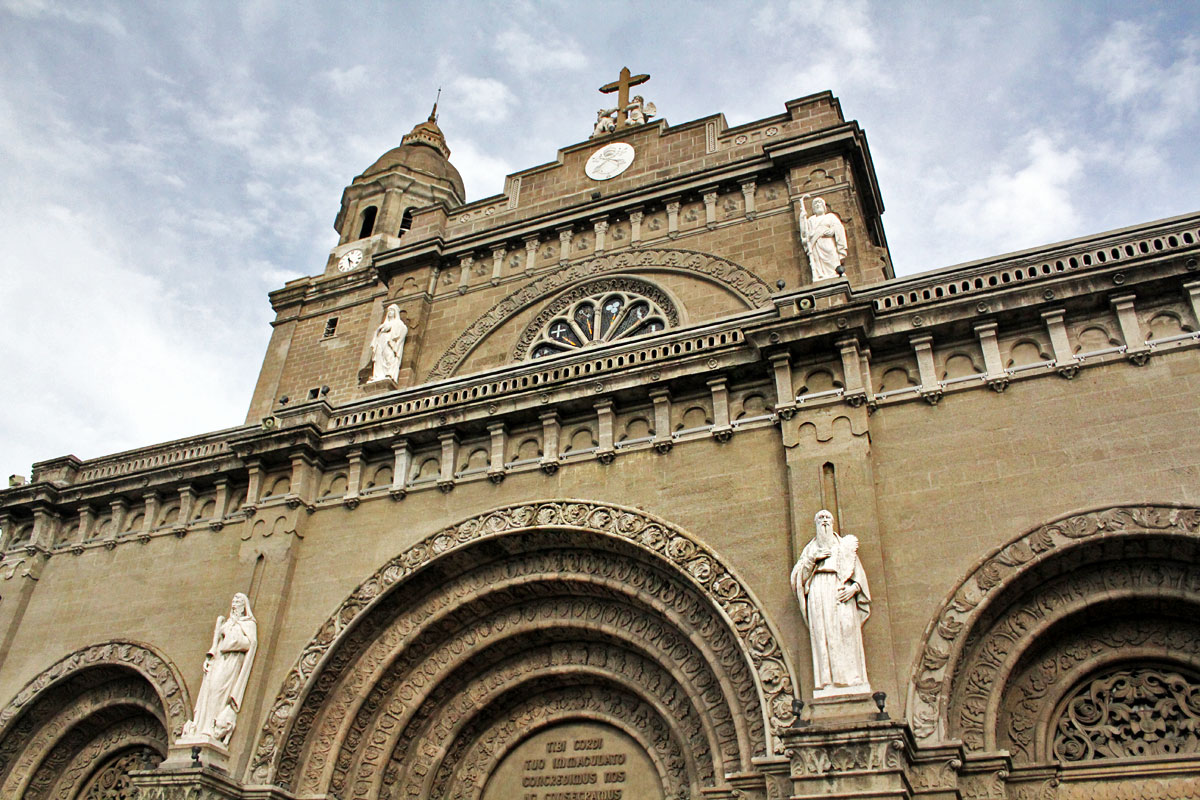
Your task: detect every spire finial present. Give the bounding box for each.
[430,87,441,123]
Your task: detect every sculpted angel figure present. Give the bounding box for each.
[591,108,618,138]
[624,95,657,126]
[798,195,848,281]
[182,593,258,745]
[790,510,871,696]
[369,304,408,383]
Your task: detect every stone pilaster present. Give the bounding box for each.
[628,209,644,246]
[741,180,757,219]
[665,200,681,238]
[649,388,673,454]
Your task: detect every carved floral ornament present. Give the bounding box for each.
[247,500,799,786]
[908,504,1200,746]
[1052,664,1200,762]
[0,641,190,743]
[426,248,773,380]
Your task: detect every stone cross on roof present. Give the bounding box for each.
[599,67,650,121]
[591,67,656,138]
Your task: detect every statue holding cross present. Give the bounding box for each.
[591,67,657,138]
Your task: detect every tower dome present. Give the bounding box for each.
[329,104,465,273]
[357,107,465,200]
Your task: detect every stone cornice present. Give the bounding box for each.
[2,212,1196,519]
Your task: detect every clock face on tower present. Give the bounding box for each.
[585,142,635,181]
[337,249,364,272]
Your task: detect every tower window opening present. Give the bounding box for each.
[399,208,413,236]
[358,206,378,238]
[323,317,339,338]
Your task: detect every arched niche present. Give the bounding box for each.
[0,641,188,799]
[247,500,799,799]
[908,504,1200,763]
[425,248,773,381]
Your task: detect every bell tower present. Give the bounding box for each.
[326,103,466,275]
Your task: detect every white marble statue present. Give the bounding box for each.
[591,108,618,138]
[182,593,258,745]
[369,304,408,383]
[624,95,656,126]
[798,195,848,281]
[790,510,871,697]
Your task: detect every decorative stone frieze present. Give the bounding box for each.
[909,504,1200,746]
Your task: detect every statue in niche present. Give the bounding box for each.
[790,510,871,697]
[369,304,408,383]
[181,593,258,745]
[797,195,848,281]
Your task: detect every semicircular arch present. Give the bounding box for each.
[0,641,184,799]
[248,500,799,794]
[908,503,1200,748]
[426,248,773,380]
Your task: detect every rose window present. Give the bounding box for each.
[528,291,671,359]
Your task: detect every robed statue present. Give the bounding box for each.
[790,510,871,697]
[369,304,408,383]
[797,195,848,281]
[181,592,258,745]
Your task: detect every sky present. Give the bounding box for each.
[1,0,1198,480]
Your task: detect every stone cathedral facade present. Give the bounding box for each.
[2,74,1200,800]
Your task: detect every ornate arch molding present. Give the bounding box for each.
[0,640,189,743]
[426,248,773,380]
[249,500,800,787]
[908,503,1200,747]
[512,275,682,360]
[0,641,183,799]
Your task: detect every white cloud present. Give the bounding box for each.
[754,0,888,92]
[446,76,516,124]
[933,132,1083,260]
[449,138,515,201]
[495,29,587,74]
[323,64,369,94]
[1,0,126,36]
[0,202,252,474]
[1081,22,1200,141]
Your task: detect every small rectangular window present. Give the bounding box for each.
[323,317,338,338]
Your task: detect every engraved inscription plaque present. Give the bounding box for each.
[481,721,664,800]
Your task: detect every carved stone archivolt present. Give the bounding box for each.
[248,500,797,797]
[0,643,179,800]
[512,276,681,360]
[426,249,772,380]
[1000,619,1200,761]
[0,641,188,742]
[908,504,1200,753]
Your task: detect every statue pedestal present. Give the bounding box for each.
[363,377,397,395]
[160,736,231,773]
[809,687,877,723]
